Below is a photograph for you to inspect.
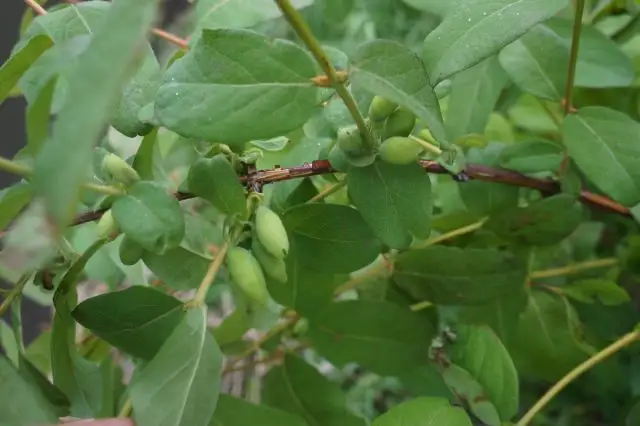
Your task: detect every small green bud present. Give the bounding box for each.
[102,153,140,186]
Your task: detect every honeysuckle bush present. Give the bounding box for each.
[3,0,640,425]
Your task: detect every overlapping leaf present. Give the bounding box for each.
[372,396,472,426]
[211,394,307,426]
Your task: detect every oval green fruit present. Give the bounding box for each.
[226,247,269,305]
[378,136,423,165]
[417,128,439,148]
[102,153,140,186]
[251,238,287,283]
[119,235,144,266]
[96,209,120,240]
[337,124,363,154]
[382,107,416,139]
[328,145,351,172]
[368,96,398,122]
[255,206,289,259]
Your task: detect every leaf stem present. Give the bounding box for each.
[516,329,640,426]
[189,241,229,307]
[118,397,133,418]
[274,0,376,150]
[151,28,189,49]
[0,274,30,318]
[530,257,618,280]
[24,0,46,15]
[563,0,585,115]
[308,180,347,203]
[413,218,488,250]
[409,135,443,157]
[0,156,32,178]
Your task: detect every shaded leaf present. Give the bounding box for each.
[187,154,246,217]
[142,247,212,290]
[132,127,158,181]
[0,182,32,231]
[72,286,186,360]
[211,394,307,426]
[17,354,70,418]
[130,306,223,426]
[562,279,630,306]
[156,29,319,147]
[348,160,432,249]
[25,76,57,156]
[372,396,472,426]
[498,139,564,174]
[0,34,52,104]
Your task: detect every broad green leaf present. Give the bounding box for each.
[307,300,435,377]
[448,325,519,421]
[211,308,250,353]
[25,329,52,375]
[283,203,382,274]
[485,194,584,246]
[130,306,223,426]
[509,290,594,382]
[393,246,527,305]
[422,0,567,84]
[0,34,52,104]
[348,160,432,249]
[211,394,307,426]
[498,139,564,174]
[561,279,630,306]
[187,154,247,218]
[401,0,453,16]
[266,251,338,319]
[25,76,57,156]
[546,18,635,88]
[499,24,568,101]
[156,29,319,147]
[627,400,640,426]
[132,127,159,181]
[20,2,107,45]
[561,106,640,206]
[112,181,185,254]
[262,354,366,426]
[31,0,160,227]
[143,247,212,290]
[445,55,508,142]
[372,396,472,426]
[0,320,19,366]
[17,354,70,418]
[0,356,58,425]
[0,183,32,231]
[72,286,186,360]
[350,39,447,144]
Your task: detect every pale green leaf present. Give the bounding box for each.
[372,396,472,426]
[0,34,52,104]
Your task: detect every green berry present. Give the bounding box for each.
[378,137,423,165]
[382,107,416,139]
[368,96,398,122]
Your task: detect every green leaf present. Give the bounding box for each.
[0,183,32,231]
[562,279,631,306]
[211,308,250,353]
[445,55,508,142]
[509,290,594,382]
[448,325,519,421]
[142,247,212,290]
[0,34,52,104]
[130,305,223,426]
[262,354,366,426]
[17,354,70,418]
[156,29,319,147]
[31,0,159,227]
[283,203,382,274]
[187,154,247,217]
[211,394,307,426]
[393,246,527,305]
[565,106,640,206]
[132,127,159,181]
[350,39,447,143]
[372,396,472,426]
[25,76,57,156]
[72,286,186,360]
[401,0,452,16]
[422,0,567,84]
[498,139,564,174]
[348,160,432,249]
[485,194,584,246]
[112,181,185,254]
[546,18,635,88]
[0,320,19,366]
[0,356,59,426]
[307,300,435,377]
[499,24,568,101]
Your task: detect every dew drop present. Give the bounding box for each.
[467,17,472,22]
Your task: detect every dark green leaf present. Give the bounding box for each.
[0,183,32,231]
[0,356,58,425]
[156,29,319,147]
[72,286,186,360]
[485,194,584,246]
[143,247,212,290]
[283,203,382,274]
[130,306,223,426]
[350,39,447,143]
[422,0,567,83]
[211,394,307,426]
[562,106,640,206]
[262,354,366,426]
[372,396,472,426]
[0,34,52,104]
[307,300,435,377]
[112,181,185,254]
[445,56,508,142]
[498,139,564,174]
[393,246,527,305]
[562,279,630,306]
[448,325,519,421]
[348,160,432,249]
[132,127,159,181]
[499,24,568,101]
[187,154,247,217]
[211,309,250,352]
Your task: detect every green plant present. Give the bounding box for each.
[2,0,640,425]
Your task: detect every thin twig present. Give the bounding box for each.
[151,28,189,50]
[563,0,585,115]
[189,241,229,307]
[24,0,46,15]
[529,257,618,280]
[516,330,640,426]
[308,180,346,203]
[0,274,30,318]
